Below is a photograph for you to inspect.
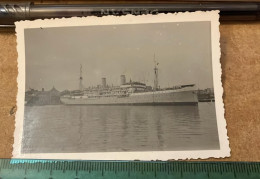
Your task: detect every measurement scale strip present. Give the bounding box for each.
[0,160,259,178]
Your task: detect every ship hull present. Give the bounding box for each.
[61,90,198,105]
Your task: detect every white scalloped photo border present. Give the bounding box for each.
[13,11,230,160]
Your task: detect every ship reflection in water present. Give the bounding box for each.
[22,102,219,153]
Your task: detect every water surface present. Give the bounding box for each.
[22,103,219,153]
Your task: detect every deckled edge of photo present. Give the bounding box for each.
[13,11,230,160]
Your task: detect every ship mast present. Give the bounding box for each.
[153,54,159,91]
[79,64,83,91]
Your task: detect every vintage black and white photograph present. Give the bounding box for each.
[14,12,230,160]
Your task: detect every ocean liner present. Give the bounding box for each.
[60,61,198,105]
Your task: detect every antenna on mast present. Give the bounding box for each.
[79,64,83,91]
[153,53,159,90]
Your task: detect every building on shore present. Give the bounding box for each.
[25,87,61,106]
[197,88,215,102]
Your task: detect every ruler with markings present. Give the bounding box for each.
[0,159,259,179]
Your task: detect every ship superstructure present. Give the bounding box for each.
[61,59,198,105]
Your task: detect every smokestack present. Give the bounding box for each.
[120,75,126,85]
[102,78,106,87]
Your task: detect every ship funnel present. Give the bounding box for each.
[120,75,126,85]
[102,78,106,87]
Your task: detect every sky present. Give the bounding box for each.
[25,21,213,91]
